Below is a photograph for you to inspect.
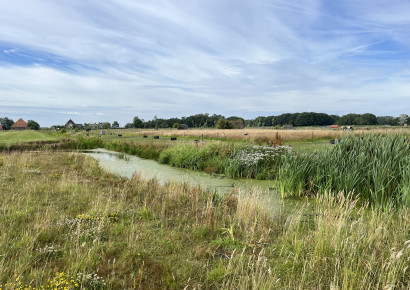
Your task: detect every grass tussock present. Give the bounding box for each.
[0,152,408,289]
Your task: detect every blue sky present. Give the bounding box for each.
[0,0,409,126]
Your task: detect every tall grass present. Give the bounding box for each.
[279,134,410,208]
[221,193,409,289]
[158,142,233,173]
[104,140,170,160]
[0,152,408,288]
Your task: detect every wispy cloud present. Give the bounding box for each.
[0,0,409,126]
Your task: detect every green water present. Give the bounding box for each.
[84,149,285,206]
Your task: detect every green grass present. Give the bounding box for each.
[0,152,408,289]
[0,130,59,144]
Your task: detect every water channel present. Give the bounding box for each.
[83,149,288,209]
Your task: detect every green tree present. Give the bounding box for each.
[0,117,14,130]
[173,122,182,129]
[27,120,40,130]
[360,113,377,125]
[216,119,233,129]
[377,116,398,126]
[133,116,144,128]
[112,121,119,127]
[102,122,111,129]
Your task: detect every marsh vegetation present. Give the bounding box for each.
[0,128,409,288]
[0,152,408,289]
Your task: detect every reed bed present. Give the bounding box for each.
[279,134,410,208]
[0,152,408,289]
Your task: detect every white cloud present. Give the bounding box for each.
[0,0,409,126]
[60,112,80,115]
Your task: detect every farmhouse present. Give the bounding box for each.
[11,118,27,130]
[0,124,3,130]
[65,119,82,129]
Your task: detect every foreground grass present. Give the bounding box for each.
[0,152,408,289]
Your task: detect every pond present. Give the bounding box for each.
[83,149,291,211]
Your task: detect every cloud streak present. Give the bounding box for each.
[0,0,409,126]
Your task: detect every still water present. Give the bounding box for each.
[83,149,282,200]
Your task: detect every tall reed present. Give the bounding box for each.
[279,134,410,208]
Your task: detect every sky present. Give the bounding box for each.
[0,0,409,127]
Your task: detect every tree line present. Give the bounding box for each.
[0,113,408,131]
[126,113,409,129]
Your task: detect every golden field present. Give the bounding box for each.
[130,127,409,142]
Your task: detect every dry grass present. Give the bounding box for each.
[0,152,408,289]
[131,127,410,142]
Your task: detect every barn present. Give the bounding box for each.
[11,118,27,130]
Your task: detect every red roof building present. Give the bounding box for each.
[0,124,3,130]
[11,118,28,130]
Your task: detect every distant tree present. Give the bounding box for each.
[160,121,169,128]
[133,116,144,128]
[27,120,40,130]
[227,117,244,129]
[338,113,377,125]
[399,114,409,125]
[112,121,119,127]
[216,119,233,129]
[275,113,293,126]
[330,115,340,124]
[360,113,377,125]
[124,123,134,129]
[227,116,245,129]
[173,122,182,129]
[102,122,111,129]
[338,114,361,125]
[0,117,14,130]
[376,116,399,126]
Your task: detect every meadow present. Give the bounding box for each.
[0,128,409,288]
[0,130,59,145]
[0,152,408,289]
[133,126,410,142]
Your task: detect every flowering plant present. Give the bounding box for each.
[227,145,291,179]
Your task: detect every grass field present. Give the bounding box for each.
[0,152,408,289]
[2,126,408,149]
[133,126,410,142]
[0,130,60,144]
